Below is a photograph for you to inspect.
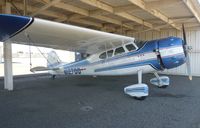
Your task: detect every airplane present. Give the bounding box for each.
[0,14,192,100]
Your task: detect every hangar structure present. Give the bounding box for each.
[0,0,200,90]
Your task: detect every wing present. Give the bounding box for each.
[0,14,135,54]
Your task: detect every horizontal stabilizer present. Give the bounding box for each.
[30,66,49,73]
[30,66,58,73]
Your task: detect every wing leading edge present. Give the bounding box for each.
[0,14,135,54]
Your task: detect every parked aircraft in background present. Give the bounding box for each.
[0,14,192,100]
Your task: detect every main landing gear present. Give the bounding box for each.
[124,70,149,100]
[150,72,169,88]
[124,72,170,100]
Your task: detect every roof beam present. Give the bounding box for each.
[146,0,180,8]
[114,5,141,13]
[89,5,141,17]
[31,0,61,16]
[14,3,102,28]
[183,0,200,24]
[57,16,100,29]
[80,0,154,28]
[54,2,89,16]
[70,19,103,28]
[54,17,103,28]
[91,15,134,30]
[68,14,86,21]
[15,2,65,18]
[81,0,113,12]
[128,0,181,30]
[50,1,135,30]
[89,10,109,16]
[116,12,152,28]
[41,0,51,4]
[20,0,135,30]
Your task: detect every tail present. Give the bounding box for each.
[47,51,61,68]
[30,51,61,73]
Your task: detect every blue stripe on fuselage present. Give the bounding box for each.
[63,60,90,69]
[94,59,158,72]
[95,50,185,72]
[63,40,161,71]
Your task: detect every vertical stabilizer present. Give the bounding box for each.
[47,51,61,67]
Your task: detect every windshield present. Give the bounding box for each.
[134,39,147,48]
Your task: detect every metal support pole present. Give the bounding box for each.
[23,0,27,16]
[138,70,142,84]
[0,46,2,63]
[154,72,160,79]
[3,1,13,90]
[4,41,13,90]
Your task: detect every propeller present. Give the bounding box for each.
[182,24,192,80]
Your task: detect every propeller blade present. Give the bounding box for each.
[182,24,187,45]
[182,24,192,80]
[186,54,192,80]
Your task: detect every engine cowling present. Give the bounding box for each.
[158,37,186,69]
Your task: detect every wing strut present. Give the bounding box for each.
[24,32,52,71]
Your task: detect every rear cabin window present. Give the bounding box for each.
[99,52,106,59]
[114,47,125,55]
[107,50,113,57]
[126,44,136,51]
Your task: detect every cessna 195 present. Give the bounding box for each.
[0,14,192,100]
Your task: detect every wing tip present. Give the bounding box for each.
[0,14,34,42]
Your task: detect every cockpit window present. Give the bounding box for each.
[107,50,113,57]
[99,52,106,59]
[125,44,136,51]
[114,47,125,55]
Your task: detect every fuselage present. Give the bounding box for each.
[49,37,186,76]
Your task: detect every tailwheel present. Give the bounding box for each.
[51,75,56,80]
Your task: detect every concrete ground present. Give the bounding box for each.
[0,74,200,128]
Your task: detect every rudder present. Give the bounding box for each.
[47,51,61,67]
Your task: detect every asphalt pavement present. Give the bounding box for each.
[0,74,200,128]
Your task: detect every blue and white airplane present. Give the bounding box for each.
[0,14,192,100]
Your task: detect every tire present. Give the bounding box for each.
[158,85,168,88]
[134,96,146,100]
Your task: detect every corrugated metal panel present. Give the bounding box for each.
[133,29,200,76]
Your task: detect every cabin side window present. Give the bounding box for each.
[99,52,106,59]
[114,47,125,56]
[125,44,136,51]
[107,50,113,58]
